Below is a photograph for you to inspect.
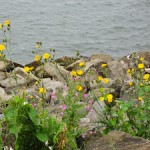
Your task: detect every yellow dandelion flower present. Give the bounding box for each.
[107,94,113,103]
[24,66,30,73]
[0,44,5,51]
[0,24,3,29]
[140,58,144,61]
[98,76,103,81]
[34,55,40,61]
[138,97,143,101]
[77,70,83,76]
[138,63,144,69]
[76,85,82,91]
[79,62,85,67]
[131,68,135,72]
[129,82,133,86]
[103,78,109,84]
[99,96,104,101]
[29,67,34,71]
[30,95,33,99]
[39,87,45,93]
[101,63,107,67]
[127,69,131,73]
[43,53,50,59]
[4,20,10,26]
[143,74,149,81]
[140,83,144,87]
[70,70,77,77]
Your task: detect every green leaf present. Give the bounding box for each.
[28,108,40,125]
[36,131,48,142]
[9,124,21,134]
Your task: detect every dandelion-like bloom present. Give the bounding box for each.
[101,63,107,67]
[77,70,83,76]
[138,63,144,69]
[79,62,85,67]
[140,58,144,61]
[0,44,5,51]
[39,87,45,93]
[70,70,77,77]
[43,53,50,59]
[24,66,30,73]
[34,55,40,61]
[29,67,34,71]
[76,85,82,91]
[103,78,109,84]
[107,94,113,103]
[4,20,10,26]
[129,82,133,86]
[98,76,103,81]
[127,69,131,73]
[143,74,149,81]
[131,68,135,72]
[138,97,143,101]
[99,96,104,101]
[0,24,3,29]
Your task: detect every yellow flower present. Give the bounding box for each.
[39,87,45,93]
[127,69,131,73]
[98,76,103,81]
[99,96,104,101]
[43,53,50,59]
[103,78,109,84]
[79,62,85,67]
[4,20,10,26]
[143,74,149,81]
[77,70,83,76]
[30,95,33,99]
[36,44,40,48]
[140,83,144,87]
[138,97,143,101]
[0,44,5,51]
[101,63,107,67]
[76,85,82,91]
[29,67,34,71]
[129,82,133,86]
[34,55,40,61]
[131,68,135,72]
[24,66,30,73]
[107,94,113,103]
[70,70,77,77]
[0,24,3,29]
[138,63,144,69]
[140,58,144,61]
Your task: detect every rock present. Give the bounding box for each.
[107,60,130,80]
[0,67,38,88]
[0,72,6,81]
[0,61,7,71]
[56,56,78,67]
[85,130,150,150]
[66,58,88,71]
[90,54,113,62]
[36,62,70,83]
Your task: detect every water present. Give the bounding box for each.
[0,0,150,65]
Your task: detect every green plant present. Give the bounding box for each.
[1,95,68,150]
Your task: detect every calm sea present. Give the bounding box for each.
[0,0,150,64]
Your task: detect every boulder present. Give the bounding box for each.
[36,62,70,83]
[0,72,6,81]
[90,54,113,62]
[85,130,150,150]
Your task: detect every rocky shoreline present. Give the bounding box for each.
[0,51,150,149]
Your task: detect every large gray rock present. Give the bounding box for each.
[107,60,130,80]
[36,62,70,83]
[90,54,113,62]
[0,61,7,71]
[0,67,38,88]
[0,72,6,81]
[85,130,150,150]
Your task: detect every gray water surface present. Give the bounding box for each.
[0,0,150,64]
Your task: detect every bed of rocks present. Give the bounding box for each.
[0,51,150,149]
